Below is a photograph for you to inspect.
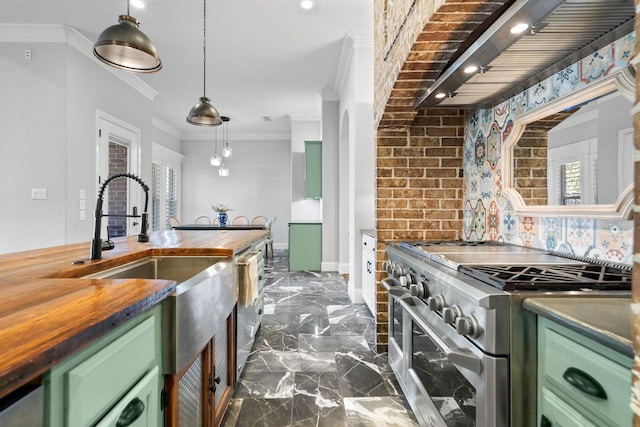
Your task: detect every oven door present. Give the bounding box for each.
[398,296,509,427]
[382,278,410,381]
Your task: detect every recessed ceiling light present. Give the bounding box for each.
[130,0,145,9]
[299,0,315,10]
[435,93,446,99]
[463,65,478,74]
[510,22,529,34]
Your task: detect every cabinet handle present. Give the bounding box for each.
[562,367,607,399]
[116,397,145,427]
[540,414,552,427]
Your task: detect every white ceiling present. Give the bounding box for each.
[2,0,373,140]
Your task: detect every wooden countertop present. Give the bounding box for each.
[523,296,632,358]
[0,229,267,398]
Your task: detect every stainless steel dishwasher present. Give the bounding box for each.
[235,242,266,378]
[0,385,43,427]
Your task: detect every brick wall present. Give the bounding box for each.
[372,0,509,349]
[108,142,128,238]
[375,109,465,349]
[513,127,548,206]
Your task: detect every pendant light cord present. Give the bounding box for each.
[202,0,207,97]
[126,0,130,16]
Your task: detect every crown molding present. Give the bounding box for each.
[334,33,373,95]
[152,117,182,139]
[0,23,158,101]
[288,114,321,122]
[183,132,292,141]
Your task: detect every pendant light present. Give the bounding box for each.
[210,126,222,166]
[93,0,162,73]
[219,158,229,176]
[222,116,232,158]
[187,0,222,126]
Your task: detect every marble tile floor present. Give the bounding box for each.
[222,251,419,427]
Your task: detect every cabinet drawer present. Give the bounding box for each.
[540,325,631,426]
[66,315,157,427]
[95,366,159,427]
[361,233,376,254]
[539,387,600,427]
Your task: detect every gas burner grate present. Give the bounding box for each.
[459,263,632,291]
[402,240,502,247]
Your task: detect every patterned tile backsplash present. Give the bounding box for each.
[463,33,635,264]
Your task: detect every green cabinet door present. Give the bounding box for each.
[305,141,322,199]
[289,223,322,271]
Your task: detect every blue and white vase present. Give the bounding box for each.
[218,212,228,227]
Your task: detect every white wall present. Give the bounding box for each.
[290,118,322,220]
[0,27,157,254]
[336,35,374,303]
[180,138,292,248]
[322,95,340,271]
[0,42,67,253]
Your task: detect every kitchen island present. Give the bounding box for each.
[0,229,267,401]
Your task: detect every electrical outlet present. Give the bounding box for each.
[24,49,31,60]
[80,210,86,221]
[80,199,86,210]
[31,188,47,200]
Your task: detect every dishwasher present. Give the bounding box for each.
[235,242,266,378]
[0,385,43,427]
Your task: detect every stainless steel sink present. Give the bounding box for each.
[84,256,237,374]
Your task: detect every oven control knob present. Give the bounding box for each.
[427,295,445,312]
[386,261,395,275]
[382,261,389,273]
[455,315,480,338]
[409,282,426,298]
[442,305,462,324]
[399,275,408,287]
[394,266,406,278]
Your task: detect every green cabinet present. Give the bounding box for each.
[289,222,322,271]
[537,317,632,427]
[45,305,163,427]
[305,141,322,199]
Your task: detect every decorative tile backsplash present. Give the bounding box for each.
[463,33,636,264]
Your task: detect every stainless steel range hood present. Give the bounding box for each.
[415,0,635,109]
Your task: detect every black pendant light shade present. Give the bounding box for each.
[94,13,162,73]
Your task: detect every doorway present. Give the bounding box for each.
[96,112,141,238]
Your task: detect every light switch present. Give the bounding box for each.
[31,188,47,200]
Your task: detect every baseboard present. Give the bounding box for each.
[321,261,339,272]
[338,263,350,275]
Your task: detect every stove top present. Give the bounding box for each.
[459,263,632,291]
[393,240,632,292]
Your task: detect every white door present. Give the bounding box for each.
[97,113,141,239]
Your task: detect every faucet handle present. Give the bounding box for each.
[137,212,150,242]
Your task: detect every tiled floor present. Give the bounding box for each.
[222,251,419,427]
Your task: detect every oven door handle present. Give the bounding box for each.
[398,297,483,375]
[381,277,401,292]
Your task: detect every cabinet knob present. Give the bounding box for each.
[116,397,145,427]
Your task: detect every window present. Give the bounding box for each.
[152,144,184,231]
[548,138,597,205]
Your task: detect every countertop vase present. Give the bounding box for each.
[218,212,228,227]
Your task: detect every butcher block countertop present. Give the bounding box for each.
[0,229,267,398]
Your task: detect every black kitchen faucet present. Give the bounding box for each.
[89,173,150,260]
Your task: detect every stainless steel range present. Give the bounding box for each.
[383,241,631,427]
